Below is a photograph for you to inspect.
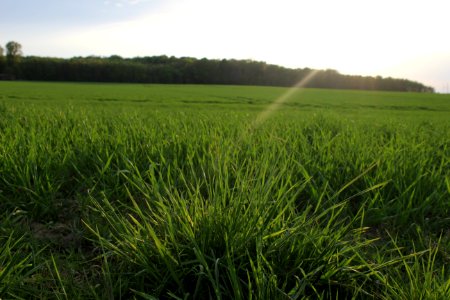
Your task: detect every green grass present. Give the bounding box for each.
[0,81,449,299]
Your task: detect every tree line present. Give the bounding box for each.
[0,41,434,92]
[0,41,23,79]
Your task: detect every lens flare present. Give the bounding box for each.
[251,69,319,129]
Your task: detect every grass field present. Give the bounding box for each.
[0,81,449,299]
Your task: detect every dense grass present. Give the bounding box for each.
[0,81,449,299]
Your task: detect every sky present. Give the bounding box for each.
[1,0,449,92]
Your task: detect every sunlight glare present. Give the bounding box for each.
[251,69,319,129]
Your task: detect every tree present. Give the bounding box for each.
[13,54,434,92]
[0,45,5,72]
[6,41,22,67]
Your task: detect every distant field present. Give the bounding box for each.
[2,81,450,116]
[0,81,449,299]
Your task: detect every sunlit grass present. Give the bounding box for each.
[0,82,449,298]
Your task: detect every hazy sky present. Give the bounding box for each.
[1,0,449,92]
